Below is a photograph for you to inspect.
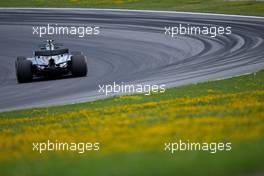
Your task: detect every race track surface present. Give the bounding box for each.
[0,9,263,112]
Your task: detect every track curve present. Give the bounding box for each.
[0,9,263,112]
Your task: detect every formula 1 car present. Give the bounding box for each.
[15,40,87,83]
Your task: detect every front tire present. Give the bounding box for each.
[71,55,87,77]
[16,59,33,83]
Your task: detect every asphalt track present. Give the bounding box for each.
[0,9,263,112]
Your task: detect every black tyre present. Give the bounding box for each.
[15,56,26,69]
[16,59,33,83]
[71,55,87,77]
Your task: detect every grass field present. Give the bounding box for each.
[1,70,264,176]
[0,0,264,16]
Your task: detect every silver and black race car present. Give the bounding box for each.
[15,40,87,83]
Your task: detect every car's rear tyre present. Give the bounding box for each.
[71,55,87,77]
[15,56,26,69]
[16,59,33,83]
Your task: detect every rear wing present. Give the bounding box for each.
[35,48,69,56]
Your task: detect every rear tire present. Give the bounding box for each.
[15,56,26,69]
[71,55,87,77]
[16,59,33,83]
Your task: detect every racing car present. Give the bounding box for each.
[15,40,87,83]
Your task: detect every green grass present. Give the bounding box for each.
[2,141,264,176]
[0,0,264,16]
[1,70,264,176]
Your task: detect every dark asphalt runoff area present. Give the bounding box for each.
[0,9,263,112]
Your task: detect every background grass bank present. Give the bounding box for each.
[0,0,264,16]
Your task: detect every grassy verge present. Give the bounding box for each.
[0,70,264,175]
[0,0,263,16]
